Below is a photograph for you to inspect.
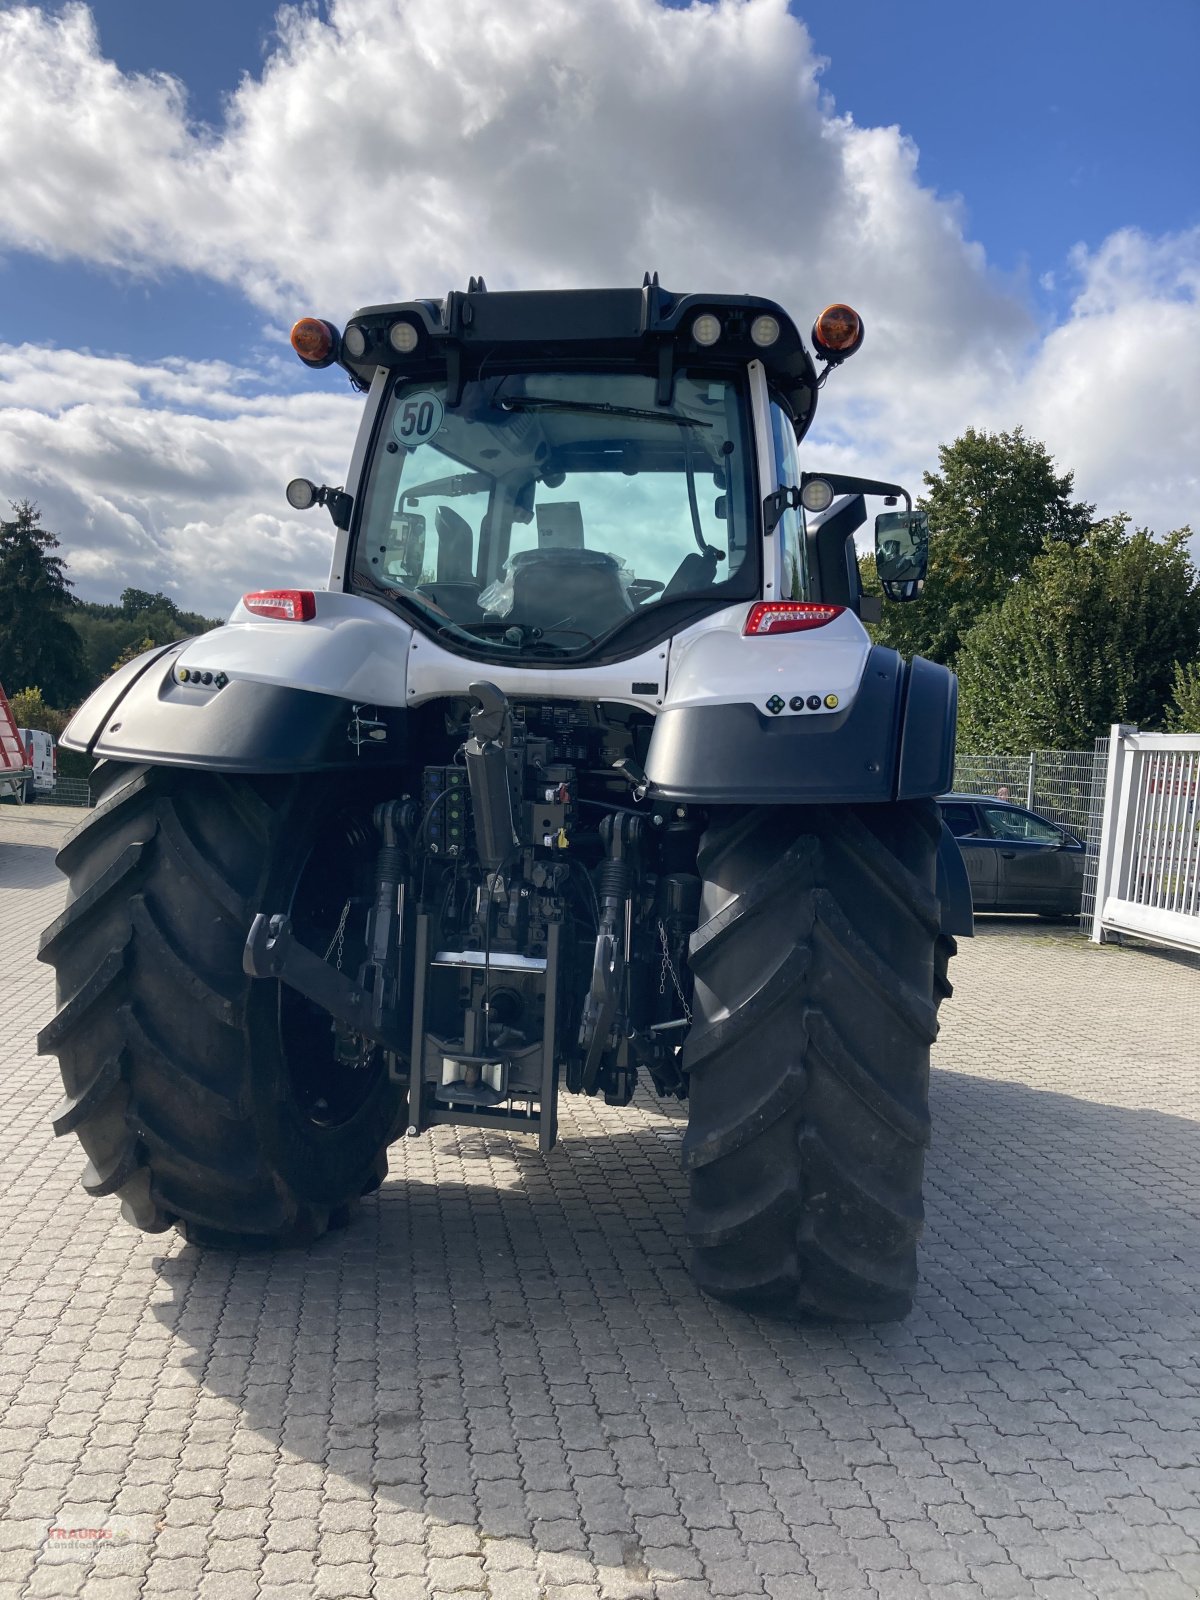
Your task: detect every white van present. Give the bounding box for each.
[17,727,56,799]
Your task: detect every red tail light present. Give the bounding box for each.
[242,589,317,621]
[744,601,845,636]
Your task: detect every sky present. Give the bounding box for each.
[0,0,1197,619]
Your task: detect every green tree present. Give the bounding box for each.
[120,588,180,619]
[8,686,70,739]
[110,634,157,673]
[956,517,1200,751]
[69,595,221,691]
[873,427,1094,665]
[0,501,89,705]
[1166,661,1200,732]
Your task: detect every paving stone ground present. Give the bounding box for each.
[2,802,1200,1600]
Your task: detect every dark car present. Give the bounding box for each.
[939,793,1086,917]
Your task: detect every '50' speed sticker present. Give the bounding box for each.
[392,391,444,444]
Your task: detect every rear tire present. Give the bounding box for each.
[38,762,405,1245]
[682,800,953,1322]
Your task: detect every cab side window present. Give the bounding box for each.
[770,403,808,601]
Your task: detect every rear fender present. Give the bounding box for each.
[60,593,414,774]
[646,619,958,807]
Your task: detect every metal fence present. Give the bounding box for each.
[1078,738,1110,928]
[31,776,93,807]
[953,743,1111,928]
[952,748,1104,838]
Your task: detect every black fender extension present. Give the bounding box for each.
[644,646,971,935]
[58,643,406,774]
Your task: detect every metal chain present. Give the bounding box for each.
[657,919,692,1025]
[324,899,352,969]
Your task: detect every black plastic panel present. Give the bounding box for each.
[898,655,958,800]
[646,646,905,805]
[75,662,407,774]
[60,640,186,754]
[646,644,959,807]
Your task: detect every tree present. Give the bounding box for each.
[8,686,70,739]
[110,635,158,674]
[0,501,89,705]
[120,588,180,619]
[70,595,221,692]
[872,427,1094,666]
[1166,661,1200,732]
[955,518,1200,751]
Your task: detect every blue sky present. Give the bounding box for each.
[802,2,1199,291]
[0,0,1196,614]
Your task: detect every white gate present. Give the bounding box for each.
[1091,725,1200,952]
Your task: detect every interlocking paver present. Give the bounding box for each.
[4,804,1200,1598]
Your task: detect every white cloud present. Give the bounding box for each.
[827,226,1200,545]
[0,0,1194,616]
[0,0,1021,349]
[0,344,359,615]
[1020,229,1200,538]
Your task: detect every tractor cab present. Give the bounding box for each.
[286,282,892,663]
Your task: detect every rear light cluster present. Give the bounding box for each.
[242,590,317,621]
[744,602,845,636]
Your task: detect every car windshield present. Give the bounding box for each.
[353,370,756,653]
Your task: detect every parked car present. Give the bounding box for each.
[939,793,1086,917]
[17,727,56,799]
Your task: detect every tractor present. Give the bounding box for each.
[40,279,970,1321]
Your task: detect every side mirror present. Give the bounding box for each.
[385,512,427,583]
[875,509,929,602]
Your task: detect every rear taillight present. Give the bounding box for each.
[744,601,845,636]
[242,589,317,621]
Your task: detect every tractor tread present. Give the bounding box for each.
[50,1052,126,1137]
[682,800,953,1322]
[39,762,403,1248]
[38,841,147,963]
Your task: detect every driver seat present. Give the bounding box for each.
[509,549,632,634]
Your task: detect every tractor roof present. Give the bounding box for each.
[337,281,822,438]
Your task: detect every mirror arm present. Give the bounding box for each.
[310,483,354,531]
[286,478,353,531]
[767,477,913,537]
[801,472,911,516]
[762,485,802,537]
[322,488,353,532]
